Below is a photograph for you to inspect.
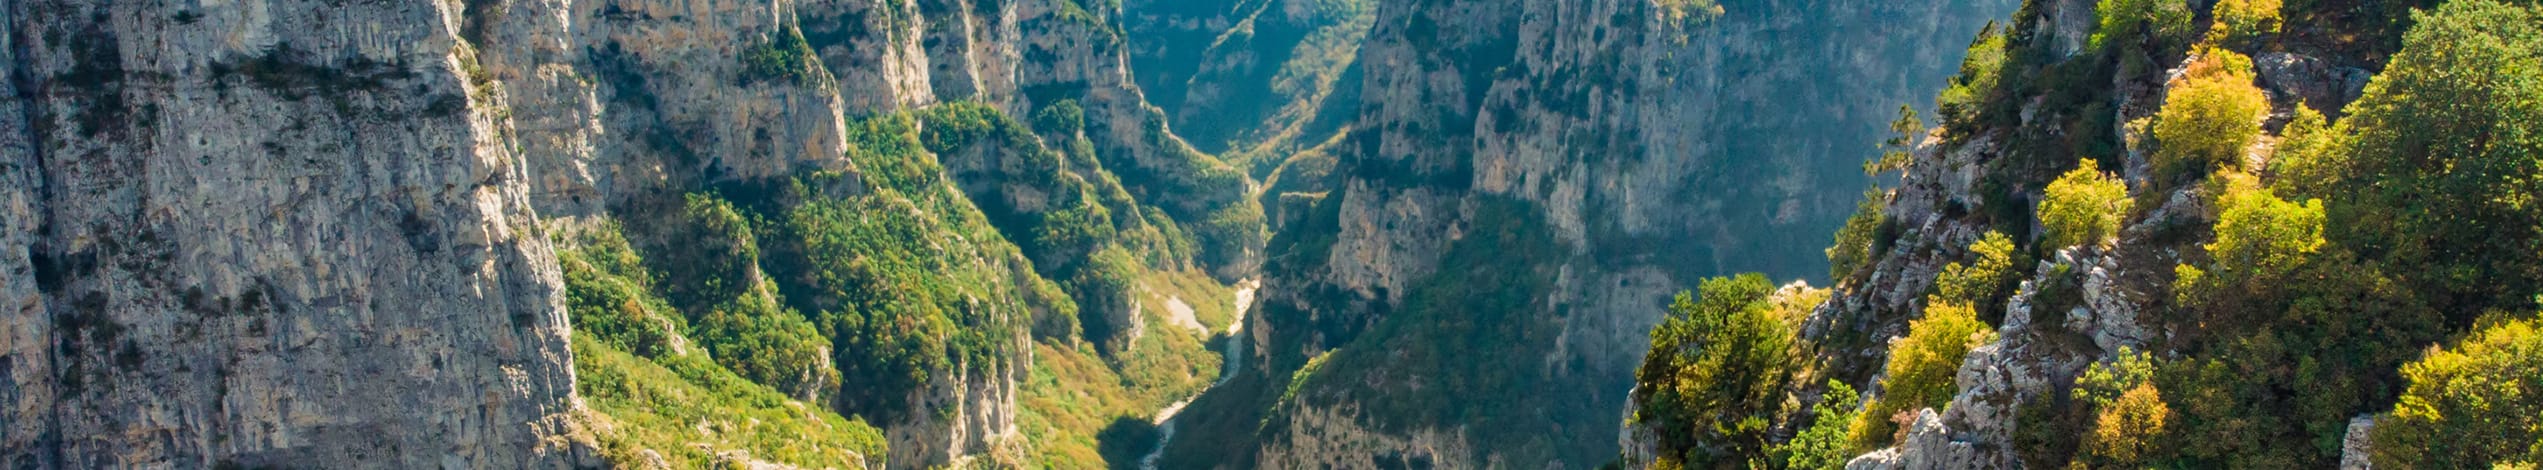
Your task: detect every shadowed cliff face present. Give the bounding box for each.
[1157,0,2018,467]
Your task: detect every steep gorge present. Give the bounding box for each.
[1153,0,2017,467]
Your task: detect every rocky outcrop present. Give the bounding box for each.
[1,0,587,467]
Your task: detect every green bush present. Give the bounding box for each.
[1937,24,2009,127]
[2151,53,2269,180]
[1033,99,1087,136]
[1935,231,2024,313]
[741,26,817,85]
[1828,190,1889,281]
[2334,0,2543,319]
[2370,316,2543,469]
[2039,159,2131,249]
[1851,299,1995,449]
[2262,106,2345,199]
[2078,383,2173,469]
[2211,0,2285,45]
[2091,0,2196,50]
[2073,346,2157,409]
[1770,380,1867,470]
[1633,274,1799,468]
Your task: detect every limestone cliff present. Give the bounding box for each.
[1,0,585,467]
[4,0,1262,468]
[1161,0,2016,467]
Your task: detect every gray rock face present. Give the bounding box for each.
[1,0,584,467]
[4,0,1235,467]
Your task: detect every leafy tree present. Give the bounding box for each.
[2092,0,2195,50]
[1033,99,1087,136]
[2152,51,2269,180]
[1866,106,1924,176]
[2039,159,2131,249]
[1633,274,1799,468]
[2264,106,2345,199]
[1937,23,2009,127]
[2331,0,2543,320]
[2211,0,2284,45]
[2073,346,2158,409]
[2078,383,2173,469]
[1852,299,1995,449]
[2166,183,2441,467]
[1829,190,1890,281]
[1935,231,2024,313]
[740,26,816,84]
[1771,380,1867,470]
[2371,316,2543,469]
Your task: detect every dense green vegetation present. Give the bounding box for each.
[1849,300,1993,449]
[1636,0,2543,467]
[2149,50,2268,181]
[1632,274,1803,468]
[740,26,818,85]
[557,225,886,469]
[1767,381,1865,470]
[2370,317,2543,468]
[2039,159,2130,249]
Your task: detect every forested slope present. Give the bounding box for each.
[1622,0,2543,467]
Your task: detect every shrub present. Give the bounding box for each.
[2039,159,2131,249]
[2370,316,2543,469]
[2092,0,2196,50]
[2263,106,2345,199]
[2212,0,2285,45]
[2335,0,2543,319]
[2079,383,2173,469]
[1771,380,1867,470]
[740,26,816,84]
[1937,24,2009,127]
[1633,274,1799,467]
[1033,99,1087,136]
[1935,231,2023,310]
[1852,299,1995,449]
[2151,55,2269,179]
[2073,346,2158,408]
[1828,190,1889,281]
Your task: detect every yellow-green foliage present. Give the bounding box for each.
[1634,274,1801,467]
[577,337,886,469]
[2152,52,2269,179]
[2331,0,2543,319]
[2092,0,2195,49]
[1771,381,1867,470]
[1937,24,2010,126]
[2072,347,2157,408]
[2079,383,2173,469]
[1657,0,1725,27]
[1935,231,2023,307]
[2211,0,2284,44]
[1829,189,1889,281]
[2263,106,2345,199]
[2039,160,2131,249]
[2371,317,2543,469]
[1852,300,1995,449]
